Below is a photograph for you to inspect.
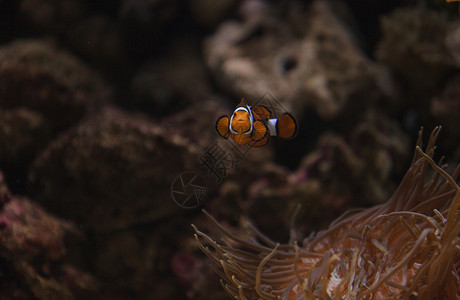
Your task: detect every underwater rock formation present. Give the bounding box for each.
[29,106,199,230]
[19,0,84,33]
[120,0,184,58]
[66,15,126,73]
[131,37,214,116]
[204,0,396,119]
[94,231,156,296]
[0,108,50,168]
[0,39,111,131]
[159,97,232,151]
[446,21,460,67]
[376,5,455,101]
[0,170,11,208]
[193,127,460,299]
[0,39,112,189]
[295,112,409,206]
[188,0,239,27]
[431,75,460,149]
[0,169,98,299]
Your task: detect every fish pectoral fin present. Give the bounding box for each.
[251,105,272,120]
[277,113,298,139]
[216,115,230,139]
[251,120,268,142]
[250,135,269,147]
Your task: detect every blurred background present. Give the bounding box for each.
[0,0,459,299]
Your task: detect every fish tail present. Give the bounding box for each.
[276,113,298,139]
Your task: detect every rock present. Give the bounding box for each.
[159,97,232,151]
[0,170,11,208]
[431,74,460,150]
[66,16,126,74]
[119,0,183,58]
[19,0,84,33]
[95,232,155,292]
[376,6,455,100]
[296,110,409,206]
[0,39,112,189]
[0,39,111,131]
[0,179,98,299]
[29,107,200,230]
[0,108,50,167]
[130,37,213,116]
[120,0,181,27]
[188,0,239,27]
[446,21,460,67]
[204,0,396,120]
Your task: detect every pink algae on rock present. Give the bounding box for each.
[0,170,98,299]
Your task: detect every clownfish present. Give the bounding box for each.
[215,99,298,147]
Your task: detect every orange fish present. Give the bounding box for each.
[215,99,298,147]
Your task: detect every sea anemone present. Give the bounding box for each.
[192,127,460,299]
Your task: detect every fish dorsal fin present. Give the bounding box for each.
[237,98,247,108]
[216,115,230,139]
[251,105,272,120]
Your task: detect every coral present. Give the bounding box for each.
[29,106,200,230]
[193,127,460,299]
[204,0,396,119]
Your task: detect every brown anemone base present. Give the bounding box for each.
[193,127,460,300]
